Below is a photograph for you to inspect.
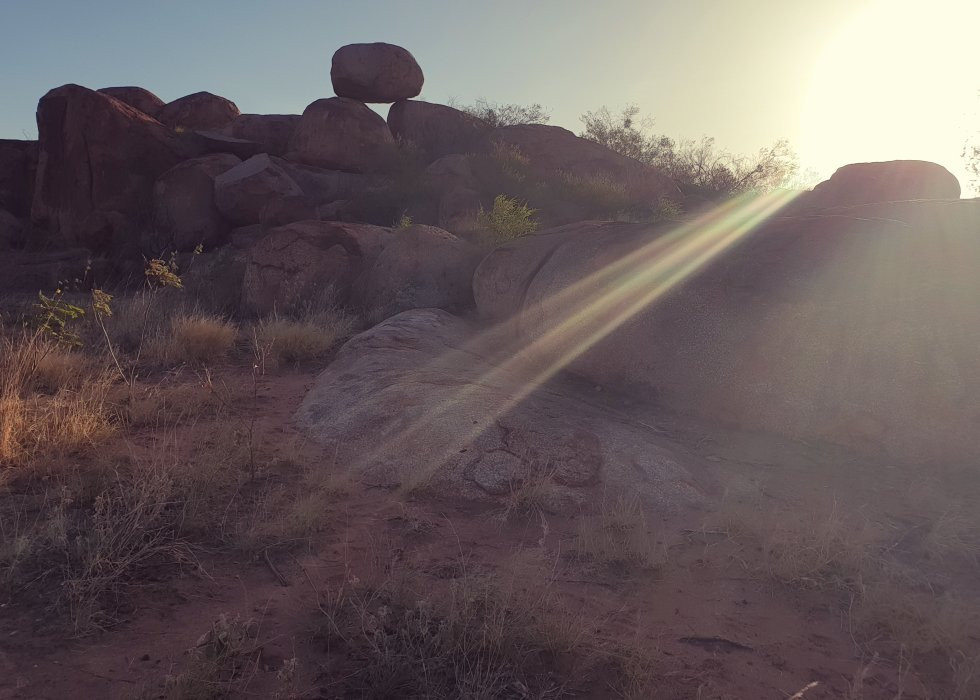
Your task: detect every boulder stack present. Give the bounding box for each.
[331,42,424,103]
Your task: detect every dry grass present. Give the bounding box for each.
[163,614,262,699]
[572,492,662,570]
[156,314,238,365]
[252,309,355,368]
[0,333,115,468]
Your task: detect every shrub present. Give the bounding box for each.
[451,98,550,127]
[159,314,238,365]
[253,310,355,367]
[477,194,538,244]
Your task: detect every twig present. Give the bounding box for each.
[263,548,288,587]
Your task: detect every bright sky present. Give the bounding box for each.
[2,0,977,194]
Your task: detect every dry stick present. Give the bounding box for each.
[786,681,820,699]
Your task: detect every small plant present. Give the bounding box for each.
[252,308,355,367]
[33,290,85,348]
[572,492,661,570]
[477,194,538,244]
[144,253,184,289]
[163,314,238,365]
[394,212,413,229]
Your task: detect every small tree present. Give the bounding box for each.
[452,98,551,127]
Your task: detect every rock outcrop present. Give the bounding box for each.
[387,101,490,161]
[159,91,240,131]
[331,42,424,103]
[151,153,240,252]
[213,154,303,226]
[474,199,980,466]
[97,86,165,118]
[803,160,961,208]
[0,139,37,218]
[219,114,300,156]
[287,97,394,172]
[31,84,188,250]
[242,220,391,315]
[296,308,704,508]
[357,224,483,322]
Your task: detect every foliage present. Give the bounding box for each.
[477,195,538,243]
[33,290,86,349]
[144,253,184,289]
[394,213,413,229]
[452,98,551,127]
[580,104,799,197]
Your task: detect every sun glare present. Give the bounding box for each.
[801,0,980,193]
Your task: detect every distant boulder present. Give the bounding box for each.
[331,42,424,103]
[357,224,484,322]
[97,86,165,118]
[287,97,394,172]
[31,84,188,250]
[220,114,300,156]
[151,153,241,253]
[214,153,303,226]
[388,101,490,162]
[805,160,961,208]
[242,220,391,315]
[159,91,240,131]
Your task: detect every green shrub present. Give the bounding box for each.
[477,195,538,244]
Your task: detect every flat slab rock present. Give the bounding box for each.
[295,308,704,511]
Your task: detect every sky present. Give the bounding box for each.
[2,0,978,194]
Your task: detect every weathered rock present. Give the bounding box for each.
[150,153,240,252]
[181,130,259,160]
[159,91,240,131]
[259,194,318,227]
[317,199,356,221]
[438,187,482,235]
[31,84,188,250]
[180,244,249,316]
[492,124,680,204]
[295,308,703,508]
[274,158,366,205]
[0,209,25,248]
[242,220,392,315]
[357,224,483,322]
[331,42,424,103]
[287,97,394,172]
[474,200,980,466]
[0,247,107,291]
[387,101,490,161]
[213,154,303,226]
[0,139,37,217]
[804,160,961,208]
[425,153,477,193]
[97,86,165,118]
[219,114,299,156]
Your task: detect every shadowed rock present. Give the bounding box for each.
[388,101,490,161]
[331,42,424,103]
[159,91,240,131]
[804,160,960,208]
[287,97,394,172]
[213,154,303,226]
[219,114,300,156]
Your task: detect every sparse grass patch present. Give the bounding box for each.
[252,310,354,367]
[161,314,238,365]
[572,492,661,570]
[477,194,538,245]
[164,613,261,699]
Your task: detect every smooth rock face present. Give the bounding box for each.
[219,114,300,156]
[31,84,187,250]
[287,97,394,172]
[492,124,681,203]
[242,220,392,315]
[159,91,240,131]
[274,158,366,206]
[473,200,980,466]
[387,101,490,161]
[97,86,165,118]
[331,42,424,103]
[358,224,484,322]
[295,308,703,508]
[213,154,303,226]
[151,153,241,252]
[259,193,318,227]
[437,187,482,235]
[0,209,24,248]
[804,160,961,207]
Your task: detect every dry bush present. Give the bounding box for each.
[572,492,662,570]
[252,310,355,367]
[502,463,559,521]
[0,333,115,468]
[164,614,261,699]
[158,314,238,365]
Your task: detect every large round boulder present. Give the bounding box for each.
[387,101,490,162]
[213,154,303,226]
[31,84,188,250]
[97,86,165,118]
[159,91,240,131]
[150,153,241,253]
[330,42,424,103]
[287,97,394,172]
[219,114,300,156]
[357,224,484,322]
[805,160,961,208]
[242,220,392,315]
[474,199,980,466]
